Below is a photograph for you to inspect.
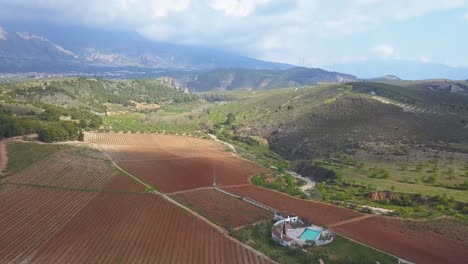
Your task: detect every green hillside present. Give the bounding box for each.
[0,77,197,113]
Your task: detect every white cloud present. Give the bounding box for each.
[0,0,467,65]
[209,0,272,17]
[0,26,7,40]
[371,44,396,58]
[465,11,468,20]
[419,56,431,63]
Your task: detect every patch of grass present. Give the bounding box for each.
[3,142,66,176]
[232,220,397,264]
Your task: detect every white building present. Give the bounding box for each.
[274,211,298,223]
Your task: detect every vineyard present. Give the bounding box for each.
[0,136,276,263]
[0,185,274,263]
[5,146,144,192]
[332,216,468,264]
[86,133,267,193]
[223,185,468,264]
[85,132,223,150]
[224,185,361,226]
[171,189,272,228]
[0,185,98,263]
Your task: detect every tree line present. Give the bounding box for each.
[0,105,102,143]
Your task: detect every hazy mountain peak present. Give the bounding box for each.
[15,31,77,58]
[16,32,47,41]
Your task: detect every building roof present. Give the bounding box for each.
[276,211,297,218]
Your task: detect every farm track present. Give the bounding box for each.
[0,139,9,174]
[327,214,377,228]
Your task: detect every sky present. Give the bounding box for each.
[0,0,468,68]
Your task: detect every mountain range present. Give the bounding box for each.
[0,21,291,72]
[325,60,468,80]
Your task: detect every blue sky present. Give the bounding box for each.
[1,0,467,68]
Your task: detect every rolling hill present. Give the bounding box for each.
[169,67,356,91]
[211,82,468,159]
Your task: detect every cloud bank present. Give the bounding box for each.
[0,0,467,66]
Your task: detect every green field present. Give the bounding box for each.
[2,142,66,176]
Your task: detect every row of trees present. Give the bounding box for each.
[0,104,101,142]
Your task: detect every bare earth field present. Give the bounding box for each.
[171,188,273,228]
[0,185,273,264]
[223,185,468,264]
[86,132,267,193]
[5,147,144,192]
[333,217,468,264]
[224,185,362,227]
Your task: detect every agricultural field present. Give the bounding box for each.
[0,185,273,264]
[2,141,67,176]
[4,143,144,192]
[86,132,267,193]
[224,185,362,227]
[98,96,217,137]
[223,185,468,264]
[332,217,468,264]
[309,142,468,203]
[171,189,272,229]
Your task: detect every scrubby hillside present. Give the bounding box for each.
[184,67,356,91]
[210,82,468,159]
[0,77,197,113]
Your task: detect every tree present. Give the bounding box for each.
[425,173,439,185]
[78,130,84,141]
[225,113,236,125]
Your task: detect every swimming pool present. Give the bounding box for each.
[299,229,321,241]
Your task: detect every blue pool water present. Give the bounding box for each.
[300,229,321,241]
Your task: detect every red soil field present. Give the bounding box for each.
[171,189,273,228]
[86,133,267,193]
[0,185,97,263]
[118,156,265,193]
[6,149,144,192]
[224,185,468,264]
[0,185,273,264]
[333,216,468,264]
[224,185,362,226]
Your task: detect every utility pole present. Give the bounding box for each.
[212,167,216,187]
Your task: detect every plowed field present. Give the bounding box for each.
[224,185,361,226]
[0,185,273,264]
[5,147,144,192]
[171,189,272,228]
[224,185,468,264]
[86,133,267,193]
